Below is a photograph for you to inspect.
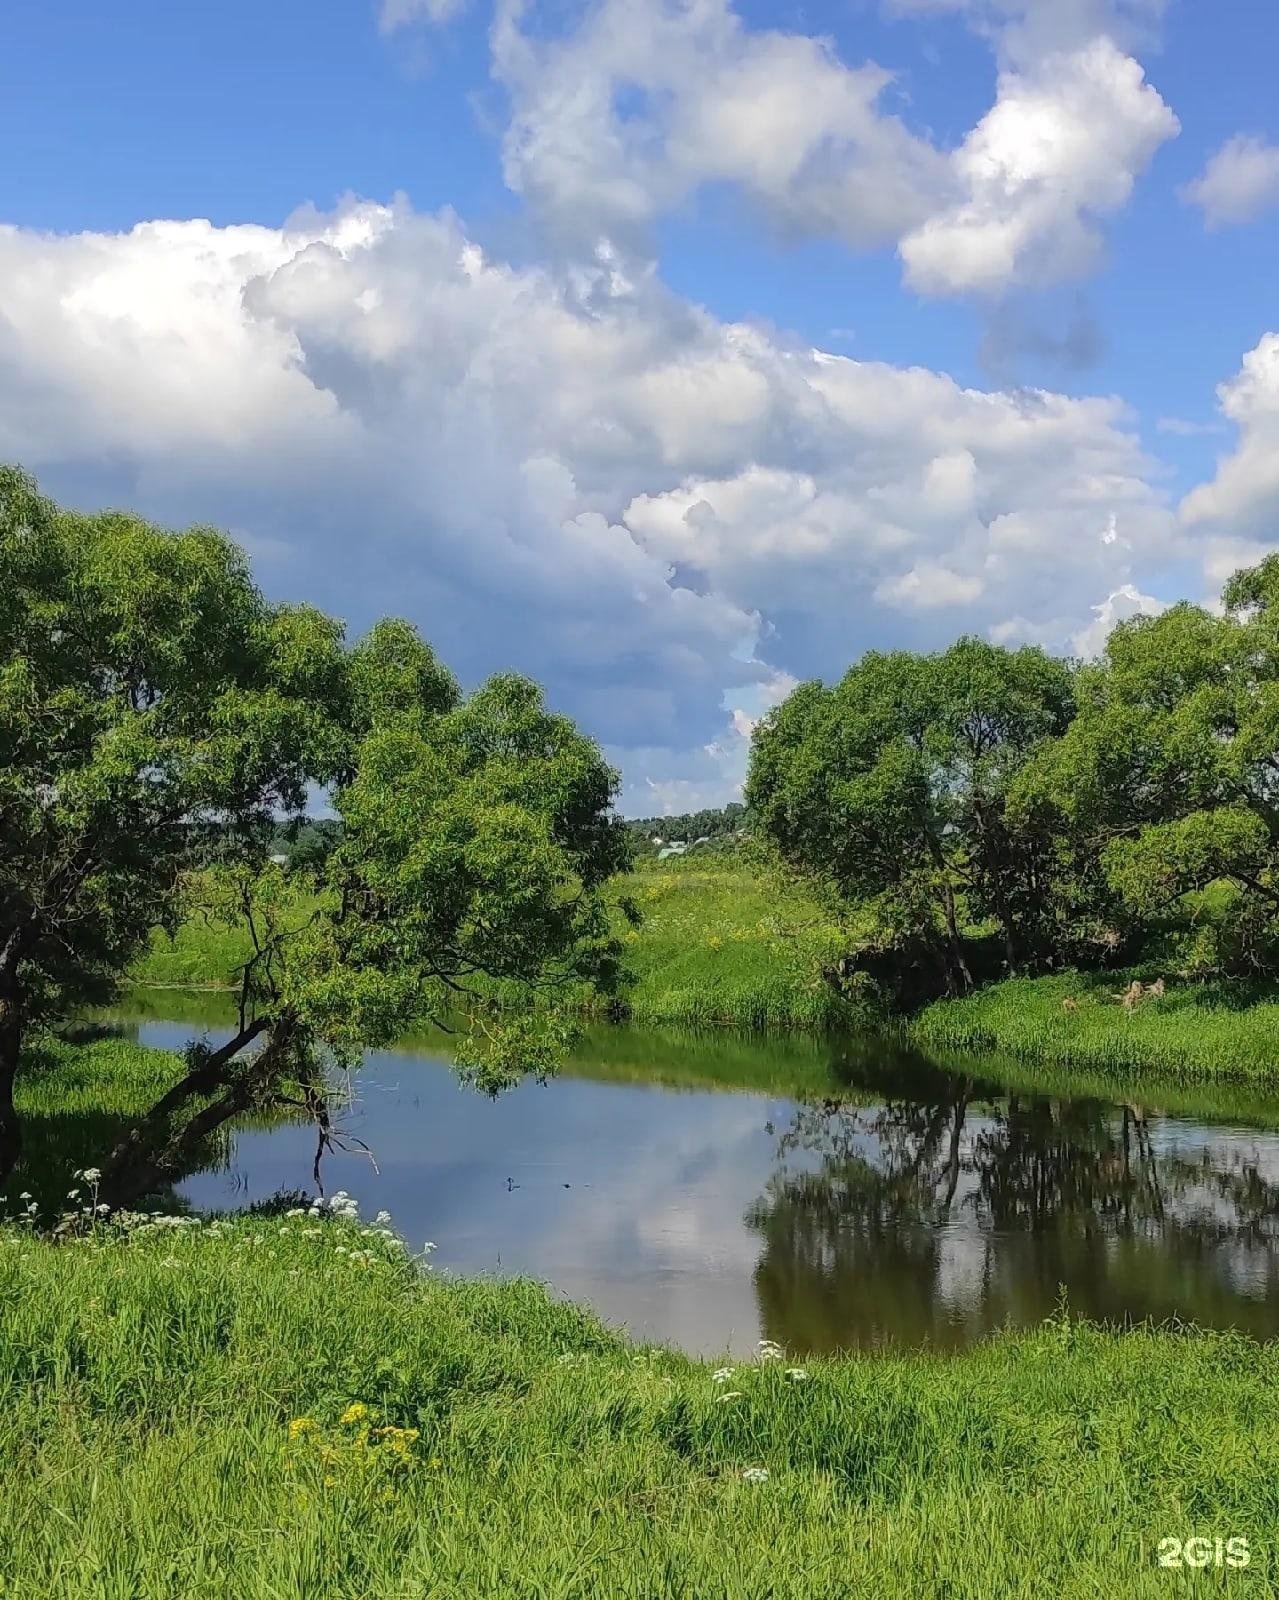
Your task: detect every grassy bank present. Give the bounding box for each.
[131,860,859,1032]
[914,969,1279,1085]
[1,1210,1275,1598]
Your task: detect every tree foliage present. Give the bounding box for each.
[1015,559,1279,973]
[747,638,1074,996]
[0,469,627,1201]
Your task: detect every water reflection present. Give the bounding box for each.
[64,1013,1279,1353]
[752,1059,1279,1349]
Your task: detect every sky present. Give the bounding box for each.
[3,0,1279,813]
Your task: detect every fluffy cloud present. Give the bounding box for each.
[1181,135,1279,230]
[1180,333,1279,586]
[899,38,1176,295]
[0,201,1182,806]
[1071,582,1165,657]
[488,0,1175,299]
[491,0,949,251]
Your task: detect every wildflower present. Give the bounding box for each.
[716,1391,744,1403]
[742,1466,769,1484]
[95,1204,110,1215]
[423,1241,437,1254]
[786,1368,809,1382]
[17,1191,30,1200]
[66,1189,80,1200]
[757,1340,783,1361]
[712,1368,735,1383]
[375,1210,392,1225]
[81,1168,101,1184]
[340,1402,369,1425]
[288,1417,316,1439]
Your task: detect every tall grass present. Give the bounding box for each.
[1,1211,1275,1597]
[130,858,863,1032]
[914,968,1279,1084]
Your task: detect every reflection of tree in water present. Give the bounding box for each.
[749,1051,1279,1353]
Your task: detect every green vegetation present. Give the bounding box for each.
[592,859,856,1029]
[131,856,863,1033]
[623,800,749,858]
[914,968,1279,1084]
[1,467,627,1205]
[2,1210,1274,1598]
[748,558,1279,1024]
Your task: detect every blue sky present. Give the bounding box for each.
[3,0,1279,809]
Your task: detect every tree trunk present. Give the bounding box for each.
[99,1018,298,1211]
[98,1016,270,1195]
[0,989,21,1187]
[0,940,26,1186]
[925,832,973,994]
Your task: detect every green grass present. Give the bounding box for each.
[129,907,260,988]
[601,860,862,1030]
[129,860,861,1032]
[5,1035,192,1214]
[1,1211,1276,1598]
[915,968,1279,1084]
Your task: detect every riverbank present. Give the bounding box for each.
[1,1209,1273,1597]
[129,864,1279,1075]
[130,861,861,1032]
[914,969,1279,1084]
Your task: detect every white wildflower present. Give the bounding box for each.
[786,1368,808,1381]
[742,1467,769,1484]
[81,1168,101,1184]
[375,1210,392,1225]
[716,1391,743,1403]
[712,1368,735,1383]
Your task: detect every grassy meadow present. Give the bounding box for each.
[2,1209,1275,1599]
[131,857,863,1032]
[914,968,1279,1085]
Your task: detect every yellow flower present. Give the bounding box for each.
[288,1417,316,1439]
[340,1402,369,1425]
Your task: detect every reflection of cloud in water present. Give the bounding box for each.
[139,1017,1279,1357]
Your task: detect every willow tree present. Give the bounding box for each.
[746,637,1074,996]
[1014,556,1279,974]
[0,468,628,1203]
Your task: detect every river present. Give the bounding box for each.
[110,1007,1279,1356]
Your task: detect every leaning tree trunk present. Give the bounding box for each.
[0,974,24,1187]
[98,1016,297,1212]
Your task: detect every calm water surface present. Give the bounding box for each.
[124,1012,1279,1356]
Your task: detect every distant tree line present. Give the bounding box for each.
[748,556,1279,1004]
[624,802,749,855]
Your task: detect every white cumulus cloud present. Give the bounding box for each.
[1181,134,1279,230]
[1180,332,1279,590]
[491,0,950,251]
[0,200,1185,806]
[899,37,1177,296]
